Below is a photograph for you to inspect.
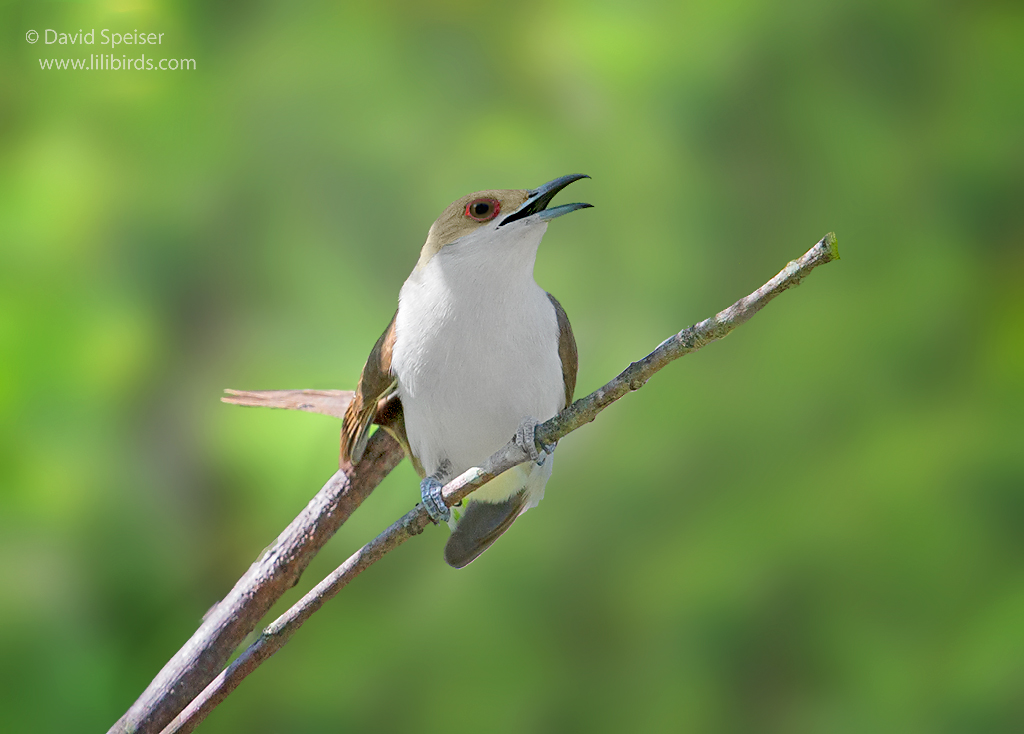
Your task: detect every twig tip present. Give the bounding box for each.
[823,232,840,261]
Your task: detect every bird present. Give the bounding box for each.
[340,174,590,568]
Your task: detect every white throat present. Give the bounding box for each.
[425,219,548,297]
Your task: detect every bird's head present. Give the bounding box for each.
[416,174,591,269]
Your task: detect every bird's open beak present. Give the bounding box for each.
[499,174,592,226]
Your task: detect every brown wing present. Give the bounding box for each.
[546,293,578,408]
[341,313,398,465]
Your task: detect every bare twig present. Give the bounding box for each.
[221,388,355,419]
[108,433,405,734]
[154,233,839,734]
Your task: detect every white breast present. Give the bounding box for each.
[390,224,565,483]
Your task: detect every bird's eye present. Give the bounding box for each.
[465,198,501,222]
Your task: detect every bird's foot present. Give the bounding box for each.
[515,416,556,465]
[420,476,450,524]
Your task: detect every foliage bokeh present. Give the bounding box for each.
[1,1,1022,731]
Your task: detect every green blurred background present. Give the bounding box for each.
[2,0,1022,731]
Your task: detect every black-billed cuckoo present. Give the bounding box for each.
[341,174,591,568]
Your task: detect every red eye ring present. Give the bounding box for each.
[464,197,501,222]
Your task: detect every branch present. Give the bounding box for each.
[220,388,354,419]
[153,233,839,733]
[108,433,405,734]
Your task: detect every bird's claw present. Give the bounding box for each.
[515,417,541,462]
[516,416,556,465]
[420,476,450,524]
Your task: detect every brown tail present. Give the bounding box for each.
[444,489,528,568]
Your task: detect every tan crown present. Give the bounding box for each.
[416,188,530,269]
